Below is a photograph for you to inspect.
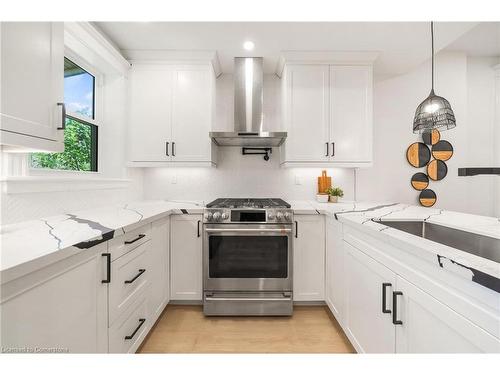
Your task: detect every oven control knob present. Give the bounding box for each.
[204,212,212,221]
[276,212,284,220]
[267,212,275,220]
[221,212,229,220]
[284,212,292,221]
[212,212,221,221]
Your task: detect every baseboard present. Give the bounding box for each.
[293,301,326,306]
[169,300,203,305]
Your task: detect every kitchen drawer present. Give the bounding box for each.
[109,224,151,261]
[109,294,149,353]
[109,241,150,326]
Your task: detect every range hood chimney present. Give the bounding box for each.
[210,57,287,147]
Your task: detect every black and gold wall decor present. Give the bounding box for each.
[406,142,431,168]
[411,172,429,190]
[422,129,441,145]
[432,140,453,161]
[419,189,437,207]
[406,130,454,207]
[427,159,448,181]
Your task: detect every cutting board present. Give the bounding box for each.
[317,170,331,194]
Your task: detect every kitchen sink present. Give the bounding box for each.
[375,220,500,263]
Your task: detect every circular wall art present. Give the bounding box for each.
[419,189,437,207]
[432,140,453,161]
[411,172,429,190]
[427,159,448,181]
[406,142,431,168]
[422,129,441,146]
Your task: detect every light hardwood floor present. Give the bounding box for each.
[138,305,355,353]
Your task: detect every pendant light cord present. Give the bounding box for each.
[431,21,434,92]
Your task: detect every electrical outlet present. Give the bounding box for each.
[171,174,177,184]
[295,175,301,185]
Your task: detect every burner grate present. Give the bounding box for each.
[206,198,291,209]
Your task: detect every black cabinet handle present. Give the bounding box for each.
[101,253,111,284]
[197,220,201,237]
[295,221,298,238]
[172,142,176,156]
[392,291,403,325]
[331,142,335,157]
[165,142,169,156]
[57,102,66,130]
[124,269,146,284]
[325,142,329,157]
[125,234,146,245]
[382,283,392,314]
[124,318,146,340]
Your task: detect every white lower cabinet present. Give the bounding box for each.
[149,217,170,322]
[394,276,500,353]
[344,241,396,353]
[325,215,345,323]
[0,244,108,353]
[342,239,500,353]
[293,214,325,301]
[170,214,203,301]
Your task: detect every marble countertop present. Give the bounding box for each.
[1,199,499,292]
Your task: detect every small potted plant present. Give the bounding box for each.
[326,187,344,203]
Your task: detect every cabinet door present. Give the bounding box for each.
[0,246,108,353]
[170,215,202,300]
[149,217,170,322]
[293,215,325,301]
[282,65,330,162]
[329,65,372,162]
[344,242,396,353]
[171,66,213,162]
[128,64,172,162]
[325,215,344,323]
[395,276,500,353]
[1,22,64,144]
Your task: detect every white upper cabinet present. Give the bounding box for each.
[280,60,373,167]
[329,65,372,163]
[0,22,64,152]
[127,62,216,166]
[281,65,330,162]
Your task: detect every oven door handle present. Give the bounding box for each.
[205,296,292,302]
[204,228,292,233]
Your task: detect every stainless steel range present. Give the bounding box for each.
[202,198,293,316]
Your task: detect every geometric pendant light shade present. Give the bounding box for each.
[413,22,456,133]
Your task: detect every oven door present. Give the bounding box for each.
[203,224,293,292]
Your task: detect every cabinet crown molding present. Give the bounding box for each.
[275,51,379,78]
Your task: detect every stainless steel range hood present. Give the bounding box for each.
[210,57,287,147]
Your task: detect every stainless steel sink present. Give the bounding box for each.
[375,220,500,263]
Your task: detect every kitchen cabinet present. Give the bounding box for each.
[170,214,203,301]
[325,215,344,323]
[149,217,170,322]
[394,275,500,353]
[280,63,372,167]
[0,243,108,353]
[344,241,396,353]
[293,214,325,302]
[128,63,216,166]
[0,22,64,152]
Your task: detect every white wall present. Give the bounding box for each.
[143,73,355,203]
[357,52,497,216]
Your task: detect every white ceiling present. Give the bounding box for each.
[445,22,500,57]
[95,22,489,78]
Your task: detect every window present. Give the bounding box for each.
[31,57,98,172]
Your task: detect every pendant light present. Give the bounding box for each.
[413,22,456,133]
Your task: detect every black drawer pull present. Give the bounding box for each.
[101,253,111,283]
[295,221,298,238]
[331,142,335,156]
[382,283,392,314]
[165,141,169,156]
[392,291,403,325]
[172,142,176,156]
[325,142,329,157]
[125,234,146,245]
[124,318,146,340]
[124,269,146,284]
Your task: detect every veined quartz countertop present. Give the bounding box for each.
[1,199,499,292]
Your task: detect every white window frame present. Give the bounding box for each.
[28,46,103,176]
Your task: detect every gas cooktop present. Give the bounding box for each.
[206,198,291,209]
